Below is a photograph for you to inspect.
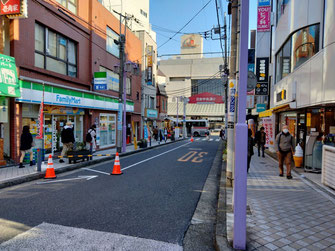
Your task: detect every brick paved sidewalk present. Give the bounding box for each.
[0,139,172,185]
[246,154,335,251]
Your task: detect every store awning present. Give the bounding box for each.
[272,104,290,113]
[259,108,273,118]
[168,103,225,117]
[0,54,20,97]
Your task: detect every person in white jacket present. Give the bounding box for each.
[86,125,97,155]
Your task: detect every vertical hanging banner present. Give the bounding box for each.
[146,45,153,85]
[228,80,236,122]
[35,101,44,139]
[257,6,271,32]
[262,116,275,147]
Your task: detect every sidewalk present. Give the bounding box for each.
[220,152,335,251]
[0,139,174,189]
[246,154,335,250]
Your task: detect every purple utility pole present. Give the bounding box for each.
[122,69,127,153]
[233,0,249,250]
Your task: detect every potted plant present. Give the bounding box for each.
[138,139,148,148]
[67,142,90,164]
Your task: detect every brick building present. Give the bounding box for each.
[0,0,142,163]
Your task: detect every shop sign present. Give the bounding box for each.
[117,104,122,131]
[256,103,266,113]
[0,0,27,18]
[0,97,8,123]
[258,0,270,6]
[52,117,57,153]
[276,89,286,102]
[188,92,223,104]
[257,6,271,32]
[55,94,81,105]
[262,116,275,147]
[246,95,255,109]
[146,45,153,85]
[44,105,85,115]
[248,64,255,73]
[255,57,269,96]
[306,113,311,127]
[94,72,107,91]
[0,54,20,97]
[36,101,44,139]
[146,108,158,119]
[228,81,236,122]
[144,124,148,139]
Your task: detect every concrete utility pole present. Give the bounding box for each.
[183,97,187,139]
[233,0,249,248]
[227,0,238,187]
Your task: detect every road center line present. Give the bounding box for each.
[82,168,111,176]
[121,142,191,171]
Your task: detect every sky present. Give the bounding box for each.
[150,0,258,59]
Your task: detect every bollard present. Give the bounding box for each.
[36,148,42,172]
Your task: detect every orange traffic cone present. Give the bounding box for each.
[44,154,56,179]
[111,152,123,175]
[191,136,194,142]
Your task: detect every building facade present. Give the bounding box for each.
[0,0,142,164]
[258,0,335,170]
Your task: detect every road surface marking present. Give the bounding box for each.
[191,152,208,163]
[121,142,191,171]
[216,139,220,141]
[209,139,213,141]
[0,223,183,251]
[82,168,110,176]
[178,151,198,162]
[36,175,97,184]
[196,138,200,141]
[202,138,206,141]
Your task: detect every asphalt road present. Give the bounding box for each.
[0,137,222,250]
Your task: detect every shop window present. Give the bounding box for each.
[150,97,155,109]
[34,23,77,77]
[99,66,119,92]
[106,27,120,58]
[291,25,320,70]
[56,0,77,14]
[99,114,116,147]
[275,23,320,83]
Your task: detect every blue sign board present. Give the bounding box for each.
[256,103,267,113]
[94,84,107,90]
[146,109,158,118]
[248,64,255,73]
[117,104,122,130]
[258,0,270,6]
[144,125,148,139]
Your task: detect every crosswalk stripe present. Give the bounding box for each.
[202,138,206,141]
[209,139,213,141]
[216,139,220,141]
[196,138,200,141]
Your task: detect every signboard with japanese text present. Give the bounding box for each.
[256,103,266,113]
[262,116,275,148]
[228,81,236,122]
[146,45,153,85]
[94,72,107,91]
[188,92,224,104]
[257,6,271,32]
[0,54,20,97]
[255,57,269,95]
[117,103,122,131]
[0,0,27,18]
[246,95,255,109]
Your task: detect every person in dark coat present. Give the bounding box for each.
[59,121,75,163]
[19,125,34,168]
[255,127,266,157]
[247,129,254,173]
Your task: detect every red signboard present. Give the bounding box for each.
[0,0,21,15]
[188,92,224,104]
[257,6,271,32]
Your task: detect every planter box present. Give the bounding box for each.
[67,150,91,164]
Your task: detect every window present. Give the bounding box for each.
[57,0,77,14]
[276,0,290,24]
[35,23,77,77]
[140,9,148,18]
[291,25,320,70]
[99,114,116,147]
[275,24,320,83]
[150,97,155,109]
[99,66,119,92]
[107,27,120,58]
[126,77,131,95]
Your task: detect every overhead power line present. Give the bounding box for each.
[157,0,213,50]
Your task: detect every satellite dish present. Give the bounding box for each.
[247,71,257,92]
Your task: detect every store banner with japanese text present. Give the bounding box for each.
[35,101,44,139]
[262,116,275,148]
[228,80,236,122]
[255,57,269,95]
[146,45,153,85]
[0,54,20,97]
[257,4,271,32]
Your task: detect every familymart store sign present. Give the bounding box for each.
[16,80,134,112]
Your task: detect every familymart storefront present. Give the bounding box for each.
[16,80,134,155]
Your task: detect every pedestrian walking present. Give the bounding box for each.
[219,128,225,140]
[247,129,254,173]
[153,127,158,141]
[255,127,266,157]
[59,121,75,163]
[164,128,168,143]
[275,125,295,179]
[19,125,34,168]
[86,124,97,158]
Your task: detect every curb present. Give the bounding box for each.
[0,139,186,190]
[215,160,234,251]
